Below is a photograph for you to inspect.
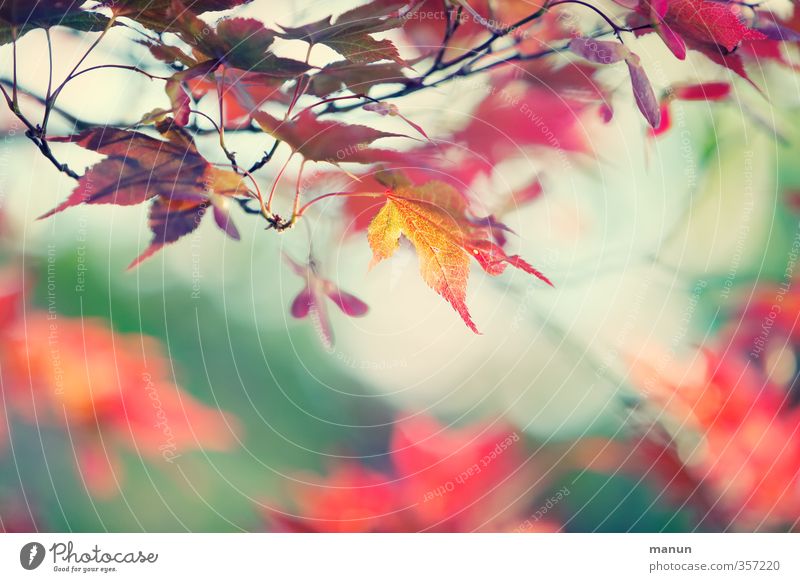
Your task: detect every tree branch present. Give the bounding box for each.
[0,1,651,197]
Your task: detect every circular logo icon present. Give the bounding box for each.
[20,542,46,570]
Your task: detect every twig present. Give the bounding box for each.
[295,191,385,218]
[248,139,281,174]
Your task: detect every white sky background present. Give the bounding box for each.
[0,0,794,438]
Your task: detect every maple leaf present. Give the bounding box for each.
[0,2,111,45]
[365,177,551,332]
[146,11,309,126]
[0,0,78,24]
[631,0,767,82]
[367,183,477,331]
[285,254,369,348]
[39,127,207,216]
[39,122,247,267]
[663,0,765,52]
[308,60,408,97]
[452,79,593,169]
[391,0,492,51]
[278,0,408,64]
[186,67,288,128]
[111,0,252,32]
[168,15,307,76]
[253,109,409,165]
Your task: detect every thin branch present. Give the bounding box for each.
[426,6,462,75]
[0,78,91,130]
[320,21,649,117]
[11,29,18,106]
[0,84,80,179]
[1,2,651,203]
[189,109,239,170]
[44,29,53,103]
[51,15,116,100]
[549,0,629,42]
[66,63,170,83]
[296,191,385,218]
[290,158,307,220]
[248,139,281,174]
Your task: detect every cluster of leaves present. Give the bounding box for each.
[0,268,237,496]
[267,415,547,532]
[3,0,798,338]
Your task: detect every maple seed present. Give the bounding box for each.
[285,253,368,348]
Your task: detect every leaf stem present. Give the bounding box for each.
[44,29,53,104]
[295,190,386,218]
[53,15,116,100]
[291,159,308,219]
[266,151,295,213]
[11,29,19,107]
[189,109,238,170]
[548,0,629,42]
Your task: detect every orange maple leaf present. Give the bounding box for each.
[368,181,477,332]
[366,178,552,332]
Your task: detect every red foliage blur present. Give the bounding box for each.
[268,415,557,532]
[0,269,239,497]
[620,279,800,529]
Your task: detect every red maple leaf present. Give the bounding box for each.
[253,109,410,165]
[39,122,249,268]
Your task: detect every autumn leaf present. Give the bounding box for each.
[269,414,536,532]
[334,167,434,236]
[145,11,309,126]
[367,183,476,331]
[663,0,765,52]
[308,60,408,97]
[129,198,209,269]
[39,127,206,216]
[453,79,593,170]
[186,67,289,128]
[278,0,408,64]
[630,0,767,82]
[0,0,79,24]
[366,177,551,332]
[169,14,308,76]
[111,0,252,32]
[253,109,409,164]
[0,2,112,45]
[39,123,248,267]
